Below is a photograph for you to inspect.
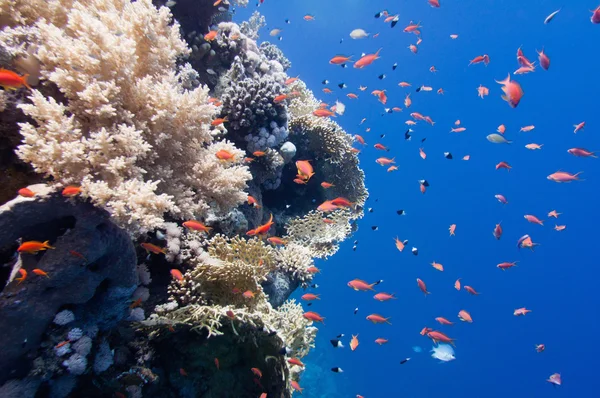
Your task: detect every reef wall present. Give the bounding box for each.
[0,0,366,396]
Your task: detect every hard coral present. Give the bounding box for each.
[9,0,251,234]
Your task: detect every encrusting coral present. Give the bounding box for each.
[3,0,251,234]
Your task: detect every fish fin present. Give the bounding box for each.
[22,74,32,90]
[43,240,56,249]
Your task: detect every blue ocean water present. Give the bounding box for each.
[237,1,599,397]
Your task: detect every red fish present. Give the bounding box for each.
[329,55,353,65]
[18,188,35,198]
[524,214,544,225]
[170,269,183,281]
[291,380,303,393]
[215,150,235,161]
[287,358,305,367]
[573,121,586,133]
[62,186,82,197]
[301,293,320,301]
[354,48,382,69]
[427,331,455,346]
[348,279,376,291]
[567,148,596,158]
[376,157,395,166]
[18,240,55,254]
[375,338,389,345]
[496,161,512,171]
[497,261,518,271]
[374,143,389,151]
[514,307,532,316]
[246,214,274,236]
[495,74,523,108]
[313,108,336,118]
[303,311,325,323]
[495,194,508,204]
[0,68,31,90]
[493,222,503,239]
[183,220,212,233]
[547,171,582,183]
[469,55,489,66]
[417,278,430,295]
[435,317,453,325]
[366,314,391,324]
[592,6,600,23]
[373,292,396,301]
[537,48,550,70]
[16,269,27,284]
[32,268,50,278]
[464,286,480,295]
[428,0,440,8]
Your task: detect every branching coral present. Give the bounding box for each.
[285,209,355,258]
[275,243,315,282]
[260,41,291,71]
[6,0,252,234]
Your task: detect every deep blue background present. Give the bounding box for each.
[233,1,600,396]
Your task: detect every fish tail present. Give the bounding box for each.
[43,240,55,249]
[22,74,32,90]
[386,318,392,325]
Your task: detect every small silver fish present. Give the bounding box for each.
[544,9,560,24]
[166,0,176,7]
[486,134,512,144]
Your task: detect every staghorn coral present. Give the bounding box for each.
[285,209,355,258]
[7,0,251,234]
[266,299,316,359]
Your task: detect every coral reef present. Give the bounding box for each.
[0,185,137,385]
[3,0,251,234]
[0,1,366,396]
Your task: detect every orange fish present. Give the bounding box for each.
[247,195,261,208]
[449,224,456,236]
[273,94,288,103]
[303,14,315,21]
[204,30,218,41]
[469,54,489,66]
[458,310,473,323]
[215,150,235,161]
[306,266,320,274]
[497,261,518,271]
[293,178,307,185]
[242,290,255,299]
[130,298,143,309]
[170,269,183,281]
[464,286,480,295]
[573,121,586,133]
[267,236,286,246]
[18,188,35,198]
[408,44,418,54]
[548,210,561,218]
[535,344,545,353]
[462,155,470,161]
[287,358,305,367]
[431,262,444,272]
[18,240,55,254]
[330,197,353,208]
[354,48,382,69]
[417,278,430,295]
[497,124,506,134]
[394,237,405,252]
[387,165,398,172]
[253,151,266,157]
[16,269,27,284]
[246,214,274,236]
[375,338,389,345]
[454,278,461,290]
[403,22,421,33]
[322,88,332,94]
[420,327,433,336]
[285,76,299,85]
[374,143,389,151]
[183,220,212,233]
[451,127,466,133]
[427,330,455,346]
[554,224,566,231]
[214,358,220,370]
[520,125,535,132]
[313,108,336,118]
[32,268,50,278]
[514,307,532,316]
[435,317,454,325]
[477,85,489,98]
[301,293,320,301]
[0,68,31,90]
[350,334,359,351]
[398,82,411,88]
[354,134,365,145]
[524,214,544,225]
[495,74,524,108]
[141,242,166,255]
[321,182,334,189]
[211,117,228,126]
[322,218,335,224]
[348,279,376,291]
[303,311,325,323]
[62,186,82,197]
[404,94,412,108]
[419,148,426,159]
[376,157,395,166]
[291,381,303,394]
[317,200,339,212]
[525,143,543,150]
[329,55,353,65]
[366,314,391,324]
[296,160,314,180]
[373,292,396,301]
[347,93,358,99]
[251,368,262,379]
[495,161,511,171]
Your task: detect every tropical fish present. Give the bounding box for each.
[18,240,55,254]
[354,48,382,69]
[350,29,369,39]
[486,134,511,144]
[0,68,31,90]
[544,9,560,24]
[431,344,456,362]
[495,74,523,108]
